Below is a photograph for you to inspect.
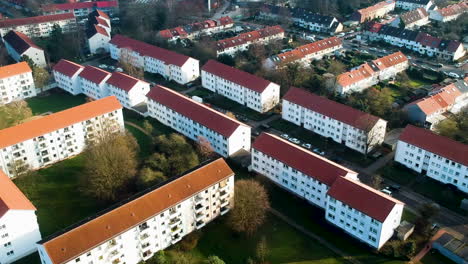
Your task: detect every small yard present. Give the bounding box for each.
[144,72,187,92]
[26,89,87,115]
[402,209,418,223]
[186,87,214,98]
[379,162,418,186]
[419,250,456,264]
[206,95,272,121]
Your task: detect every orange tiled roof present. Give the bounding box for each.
[275,37,342,64]
[337,63,376,87]
[0,169,36,218]
[410,83,462,115]
[0,61,31,79]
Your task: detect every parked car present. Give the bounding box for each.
[313,148,325,156]
[115,67,123,72]
[448,72,460,78]
[108,65,116,71]
[380,187,392,196]
[301,143,311,149]
[281,134,289,139]
[289,138,300,144]
[98,64,108,69]
[388,184,401,192]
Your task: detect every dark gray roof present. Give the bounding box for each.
[379,25,419,41]
[397,0,431,4]
[261,4,337,27]
[434,233,468,261]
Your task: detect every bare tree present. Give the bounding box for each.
[0,101,33,129]
[197,136,216,160]
[356,115,385,156]
[119,49,144,79]
[228,179,270,236]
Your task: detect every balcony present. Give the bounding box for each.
[106,239,118,251]
[139,223,149,232]
[195,212,204,221]
[195,220,205,229]
[219,190,228,199]
[221,206,229,215]
[169,217,181,228]
[220,199,229,208]
[194,194,204,202]
[140,233,150,241]
[194,204,204,213]
[172,234,181,243]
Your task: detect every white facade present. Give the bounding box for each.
[282,88,387,154]
[395,0,434,10]
[37,159,234,264]
[0,62,35,105]
[0,210,42,263]
[0,14,77,39]
[52,61,84,95]
[395,126,468,193]
[147,85,251,157]
[4,41,46,67]
[106,76,150,108]
[109,35,200,85]
[201,60,280,113]
[88,30,110,54]
[78,70,111,100]
[0,97,124,178]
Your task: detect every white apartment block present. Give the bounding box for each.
[395,125,468,193]
[216,26,285,56]
[147,85,251,157]
[429,1,467,22]
[3,30,47,67]
[352,0,396,23]
[0,96,124,178]
[282,87,387,154]
[0,13,77,39]
[0,170,41,264]
[396,0,435,10]
[336,51,409,94]
[326,177,404,249]
[41,0,119,20]
[201,60,280,113]
[109,35,200,85]
[267,37,343,68]
[390,8,430,29]
[159,16,234,42]
[37,158,234,264]
[0,62,35,105]
[251,133,403,249]
[87,10,111,54]
[53,59,150,109]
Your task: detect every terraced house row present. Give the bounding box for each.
[251,133,404,249]
[0,13,77,39]
[158,16,234,42]
[0,96,124,178]
[37,158,235,264]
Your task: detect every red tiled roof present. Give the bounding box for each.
[371,51,408,71]
[40,158,233,264]
[0,13,75,28]
[146,85,248,137]
[283,87,382,130]
[109,35,192,67]
[219,16,234,25]
[358,0,395,16]
[0,96,122,149]
[78,66,110,84]
[409,84,462,115]
[96,17,109,28]
[106,72,147,92]
[0,61,31,79]
[437,1,468,17]
[399,125,468,166]
[0,169,36,218]
[88,24,108,38]
[42,0,117,12]
[159,29,172,38]
[95,10,110,19]
[416,33,441,48]
[327,177,403,222]
[216,25,284,51]
[274,37,342,64]
[202,60,275,93]
[253,133,357,186]
[3,30,42,54]
[337,63,376,88]
[367,22,384,33]
[53,59,84,77]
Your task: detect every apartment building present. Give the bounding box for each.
[251,133,403,249]
[201,60,280,113]
[3,30,46,67]
[404,78,468,128]
[267,37,343,67]
[396,0,436,10]
[282,87,387,154]
[42,0,119,20]
[325,177,404,249]
[109,35,200,85]
[352,0,396,23]
[336,51,409,94]
[364,23,466,61]
[390,7,430,29]
[159,16,234,42]
[216,25,285,56]
[395,125,468,193]
[147,85,251,157]
[0,96,124,178]
[0,62,35,105]
[53,59,150,109]
[259,5,343,34]
[37,158,235,264]
[106,72,150,109]
[87,11,111,54]
[78,66,112,100]
[0,170,41,264]
[0,13,77,39]
[429,1,468,22]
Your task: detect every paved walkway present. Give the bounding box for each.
[125,121,151,137]
[410,229,446,263]
[270,208,363,264]
[363,151,395,175]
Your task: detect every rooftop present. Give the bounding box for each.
[0,169,36,218]
[3,30,41,55]
[53,59,84,77]
[0,61,31,79]
[78,65,111,84]
[0,13,75,28]
[106,72,148,92]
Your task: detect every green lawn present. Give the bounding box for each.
[420,250,456,264]
[379,163,417,186]
[187,87,214,98]
[125,125,153,159]
[206,95,271,121]
[26,89,87,115]
[123,109,175,137]
[402,209,418,223]
[144,72,187,92]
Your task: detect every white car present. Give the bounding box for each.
[301,143,312,149]
[380,188,392,196]
[115,67,123,72]
[98,64,108,69]
[280,134,289,139]
[108,65,116,71]
[289,138,300,144]
[448,72,460,79]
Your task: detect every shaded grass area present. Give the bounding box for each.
[125,125,152,159]
[26,89,87,115]
[206,95,272,121]
[379,162,417,186]
[144,72,187,92]
[419,250,456,264]
[187,87,214,98]
[402,209,418,223]
[269,119,374,167]
[123,109,175,137]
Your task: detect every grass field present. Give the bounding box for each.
[26,89,87,115]
[419,250,455,264]
[379,162,417,186]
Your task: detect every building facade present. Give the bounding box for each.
[0,96,124,178]
[201,60,280,113]
[0,62,35,105]
[3,30,47,67]
[282,87,387,154]
[390,7,430,29]
[42,0,119,20]
[216,25,285,56]
[251,133,403,249]
[395,125,468,193]
[159,16,234,42]
[395,0,435,11]
[336,51,409,94]
[109,35,200,85]
[105,72,150,109]
[37,158,235,264]
[52,59,85,95]
[87,11,111,54]
[352,0,396,23]
[78,66,112,100]
[0,170,41,264]
[0,13,77,38]
[429,1,467,22]
[147,85,251,157]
